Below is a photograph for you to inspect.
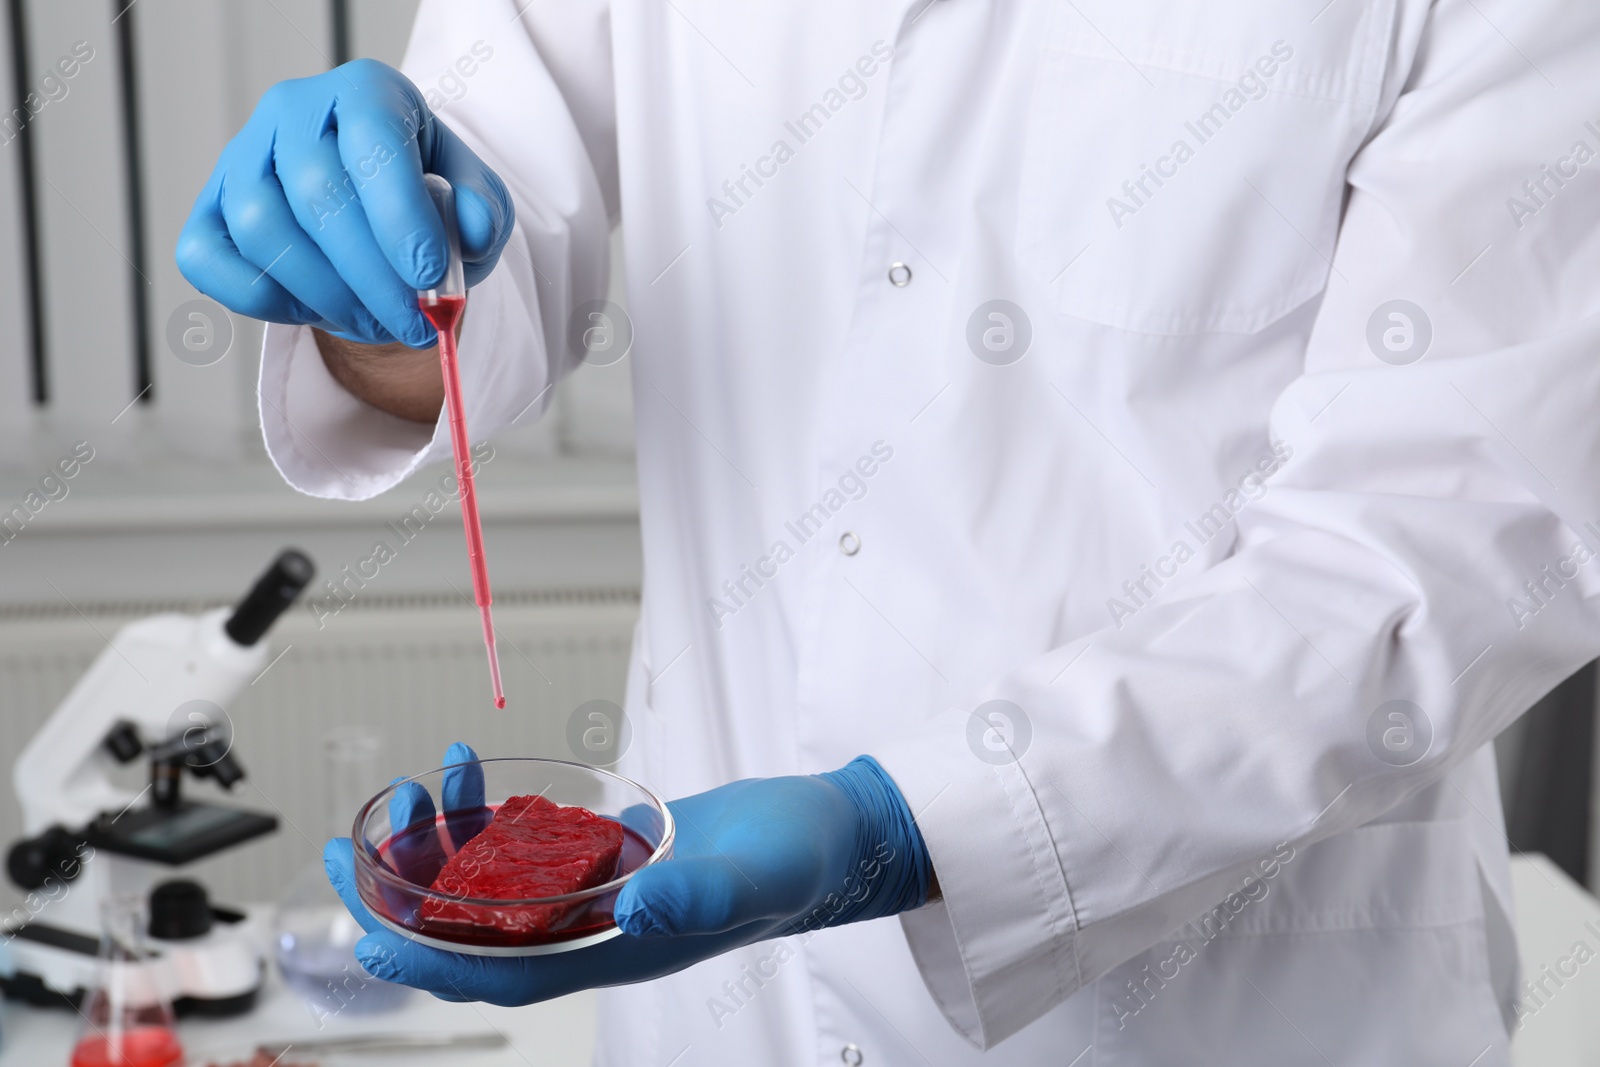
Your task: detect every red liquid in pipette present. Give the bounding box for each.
[420,293,506,710]
[71,1027,184,1067]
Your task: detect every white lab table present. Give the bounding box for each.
[2,855,1597,1065]
[1507,854,1600,1064]
[0,950,597,1067]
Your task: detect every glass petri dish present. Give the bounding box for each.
[351,758,673,956]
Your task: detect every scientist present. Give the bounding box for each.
[177,1,1600,1063]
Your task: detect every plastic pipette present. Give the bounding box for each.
[418,174,505,709]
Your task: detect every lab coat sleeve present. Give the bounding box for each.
[875,0,1600,1048]
[257,0,615,500]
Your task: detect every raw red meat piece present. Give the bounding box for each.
[422,795,624,935]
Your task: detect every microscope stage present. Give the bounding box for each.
[85,800,277,866]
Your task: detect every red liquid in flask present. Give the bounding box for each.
[70,1027,184,1067]
[420,293,505,709]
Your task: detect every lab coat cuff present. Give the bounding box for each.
[256,266,512,501]
[874,708,1082,1049]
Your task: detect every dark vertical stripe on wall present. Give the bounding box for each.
[112,0,151,402]
[1509,661,1596,886]
[7,0,46,404]
[331,0,352,66]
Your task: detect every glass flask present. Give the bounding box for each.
[70,896,183,1067]
[274,728,411,1018]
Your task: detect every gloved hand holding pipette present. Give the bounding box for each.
[176,58,513,350]
[177,60,512,706]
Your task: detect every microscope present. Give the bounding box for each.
[3,549,314,1015]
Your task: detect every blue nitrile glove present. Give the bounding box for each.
[176,59,513,348]
[324,743,932,1005]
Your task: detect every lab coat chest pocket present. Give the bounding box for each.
[1016,0,1394,335]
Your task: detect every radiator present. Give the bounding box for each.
[0,591,639,913]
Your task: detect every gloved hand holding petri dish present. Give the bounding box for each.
[325,743,933,1004]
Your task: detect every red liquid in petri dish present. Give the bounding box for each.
[71,1027,184,1067]
[370,805,656,950]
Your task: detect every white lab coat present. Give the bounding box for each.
[258,0,1600,1062]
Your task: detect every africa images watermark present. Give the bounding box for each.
[1,842,96,943]
[967,699,1033,765]
[166,297,236,368]
[304,941,403,1030]
[1108,841,1297,1029]
[1105,440,1294,629]
[1105,40,1294,228]
[306,442,495,628]
[308,42,496,230]
[705,841,898,1029]
[1513,919,1600,1031]
[419,40,496,113]
[706,40,895,229]
[566,698,632,767]
[1505,521,1600,631]
[1366,299,1432,365]
[0,441,96,547]
[706,441,895,629]
[1,40,95,148]
[1504,116,1600,230]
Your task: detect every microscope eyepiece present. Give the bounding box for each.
[224,548,316,647]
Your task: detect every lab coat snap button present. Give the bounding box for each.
[887,262,912,287]
[839,531,861,556]
[841,1044,864,1066]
